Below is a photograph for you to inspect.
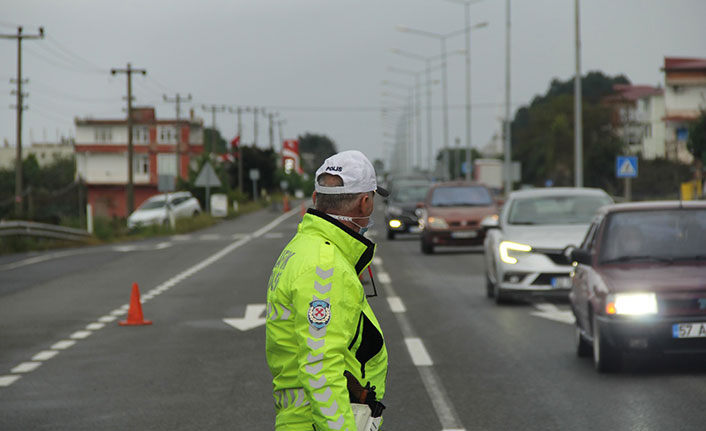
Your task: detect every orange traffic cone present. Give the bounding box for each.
[119,283,152,326]
[283,194,291,212]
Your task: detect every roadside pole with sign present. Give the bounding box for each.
[158,174,176,229]
[250,169,260,201]
[616,156,638,201]
[195,162,222,212]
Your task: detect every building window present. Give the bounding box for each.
[157,153,177,176]
[676,127,689,142]
[159,126,177,143]
[94,128,112,143]
[133,127,149,143]
[133,154,150,175]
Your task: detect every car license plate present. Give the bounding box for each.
[451,230,478,239]
[409,226,421,233]
[551,277,572,289]
[672,323,706,338]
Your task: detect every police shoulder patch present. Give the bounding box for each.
[308,300,331,329]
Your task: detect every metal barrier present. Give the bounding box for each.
[0,221,92,242]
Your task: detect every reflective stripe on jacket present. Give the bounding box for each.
[266,209,388,431]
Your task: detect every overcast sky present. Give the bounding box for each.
[1,0,705,170]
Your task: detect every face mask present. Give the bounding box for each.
[327,214,374,235]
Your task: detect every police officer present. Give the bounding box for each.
[266,150,389,431]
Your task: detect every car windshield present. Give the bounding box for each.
[600,209,706,263]
[139,200,166,210]
[507,195,611,225]
[430,186,492,207]
[391,184,429,203]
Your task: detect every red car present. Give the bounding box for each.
[569,201,706,372]
[418,181,498,254]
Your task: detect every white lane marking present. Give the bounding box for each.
[32,351,59,361]
[171,234,191,241]
[231,233,249,240]
[223,304,267,331]
[0,248,94,271]
[0,375,21,387]
[113,245,138,252]
[51,340,75,350]
[98,315,117,323]
[0,208,300,389]
[11,362,41,373]
[405,338,434,366]
[86,323,105,331]
[377,272,391,284]
[531,303,575,325]
[386,296,406,313]
[264,232,284,239]
[199,234,221,241]
[70,331,92,340]
[372,257,383,265]
[371,258,465,431]
[155,242,171,249]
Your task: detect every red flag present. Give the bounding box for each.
[231,136,240,149]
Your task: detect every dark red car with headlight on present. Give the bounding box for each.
[569,201,706,372]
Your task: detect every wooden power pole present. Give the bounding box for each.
[111,63,146,216]
[0,26,44,218]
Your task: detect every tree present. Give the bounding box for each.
[298,133,337,176]
[511,71,628,193]
[203,127,227,154]
[687,110,706,197]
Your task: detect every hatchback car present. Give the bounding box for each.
[127,191,202,229]
[484,188,613,303]
[418,181,497,254]
[569,201,706,372]
[385,181,430,239]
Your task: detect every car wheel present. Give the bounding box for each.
[592,314,621,372]
[387,230,396,240]
[421,238,434,254]
[575,326,592,358]
[486,273,495,298]
[494,283,509,304]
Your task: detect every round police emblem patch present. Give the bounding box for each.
[308,300,331,329]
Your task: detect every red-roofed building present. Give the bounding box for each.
[662,57,706,163]
[74,107,204,218]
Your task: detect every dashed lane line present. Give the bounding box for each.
[0,207,300,389]
[372,262,466,431]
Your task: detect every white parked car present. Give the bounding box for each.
[483,187,613,304]
[127,191,202,229]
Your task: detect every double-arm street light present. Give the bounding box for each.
[396,22,488,180]
[387,66,423,171]
[389,48,466,172]
[382,80,414,172]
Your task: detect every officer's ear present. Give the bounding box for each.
[312,191,317,207]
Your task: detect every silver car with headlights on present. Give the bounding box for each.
[483,187,613,304]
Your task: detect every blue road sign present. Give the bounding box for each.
[616,156,638,178]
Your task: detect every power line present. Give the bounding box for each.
[45,35,108,73]
[23,45,102,75]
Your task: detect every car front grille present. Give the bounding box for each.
[659,297,706,317]
[448,220,480,228]
[532,273,571,286]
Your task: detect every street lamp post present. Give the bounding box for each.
[382,81,415,172]
[387,67,423,170]
[574,0,583,187]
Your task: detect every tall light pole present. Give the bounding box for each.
[382,81,415,172]
[396,23,487,180]
[504,0,512,197]
[445,0,487,181]
[387,67,423,170]
[574,0,583,187]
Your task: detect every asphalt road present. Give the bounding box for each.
[2,200,706,430]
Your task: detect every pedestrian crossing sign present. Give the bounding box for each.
[616,156,638,178]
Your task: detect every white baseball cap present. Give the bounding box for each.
[315,150,389,197]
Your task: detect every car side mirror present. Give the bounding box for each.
[571,248,593,266]
[481,215,500,231]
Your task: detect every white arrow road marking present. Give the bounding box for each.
[531,303,575,325]
[223,304,267,331]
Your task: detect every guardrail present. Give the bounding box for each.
[0,221,93,242]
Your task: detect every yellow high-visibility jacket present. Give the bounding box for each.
[266,209,388,431]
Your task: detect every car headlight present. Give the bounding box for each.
[606,293,658,316]
[499,241,532,264]
[427,216,449,229]
[387,206,403,216]
[388,219,402,229]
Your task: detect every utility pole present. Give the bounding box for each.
[163,93,192,182]
[253,107,260,148]
[202,104,226,153]
[111,62,146,216]
[228,107,244,194]
[503,0,512,197]
[1,26,44,218]
[574,0,583,187]
[268,112,278,151]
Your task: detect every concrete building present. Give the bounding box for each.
[0,138,74,169]
[662,57,706,163]
[74,107,204,218]
[605,84,664,158]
